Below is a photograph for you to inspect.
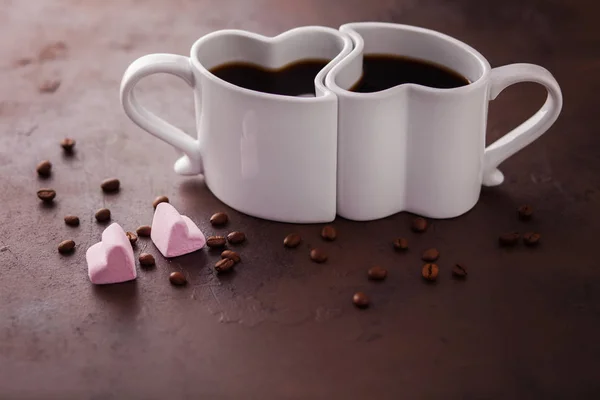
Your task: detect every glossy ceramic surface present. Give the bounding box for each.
[326,22,563,220]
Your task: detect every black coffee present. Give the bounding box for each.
[351,54,469,92]
[209,59,330,96]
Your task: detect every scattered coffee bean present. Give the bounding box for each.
[499,232,520,246]
[210,212,228,226]
[393,237,409,251]
[452,263,468,279]
[518,204,533,220]
[367,266,387,281]
[283,233,301,248]
[58,239,75,254]
[100,178,120,193]
[227,231,246,244]
[64,215,80,226]
[411,217,428,232]
[39,79,61,93]
[422,263,439,281]
[136,225,151,237]
[169,271,187,286]
[95,208,111,222]
[60,137,76,153]
[215,258,235,273]
[37,188,56,203]
[152,195,169,209]
[139,253,155,267]
[310,248,328,263]
[321,225,337,241]
[36,160,52,177]
[523,232,541,246]
[126,231,138,246]
[353,292,370,309]
[422,248,440,262]
[206,236,227,248]
[221,250,241,264]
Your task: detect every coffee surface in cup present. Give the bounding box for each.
[350,54,469,92]
[209,59,330,96]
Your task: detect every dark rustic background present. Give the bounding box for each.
[1,0,599,398]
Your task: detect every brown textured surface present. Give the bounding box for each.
[1,0,599,398]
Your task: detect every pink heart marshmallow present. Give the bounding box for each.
[151,202,206,257]
[87,223,137,285]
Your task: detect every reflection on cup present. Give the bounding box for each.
[241,111,260,178]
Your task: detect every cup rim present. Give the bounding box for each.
[189,26,354,103]
[326,22,492,98]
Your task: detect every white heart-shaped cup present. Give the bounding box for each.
[120,26,353,223]
[325,22,562,220]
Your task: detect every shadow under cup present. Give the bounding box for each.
[189,28,351,223]
[327,23,492,221]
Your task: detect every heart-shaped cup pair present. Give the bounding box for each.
[87,204,206,284]
[120,23,562,223]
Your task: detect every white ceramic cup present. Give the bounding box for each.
[325,22,563,221]
[120,27,353,223]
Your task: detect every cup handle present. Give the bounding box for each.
[120,54,203,175]
[482,63,562,186]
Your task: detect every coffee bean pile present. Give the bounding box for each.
[207,212,246,274]
[498,205,541,247]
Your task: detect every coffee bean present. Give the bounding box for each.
[136,225,151,237]
[393,237,408,251]
[60,138,75,153]
[169,271,187,286]
[221,250,241,264]
[452,263,468,279]
[321,225,337,241]
[210,212,228,226]
[139,253,155,267]
[518,204,533,220]
[283,233,301,248]
[64,215,79,227]
[36,160,52,177]
[37,188,56,203]
[100,178,120,193]
[523,232,541,246]
[58,239,75,254]
[215,258,235,273]
[411,217,428,232]
[207,236,227,248]
[227,231,246,244]
[499,232,519,246]
[422,263,439,281]
[126,231,138,246]
[152,195,169,209]
[310,248,327,263]
[352,292,370,309]
[367,266,387,281]
[95,208,111,222]
[421,248,440,262]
